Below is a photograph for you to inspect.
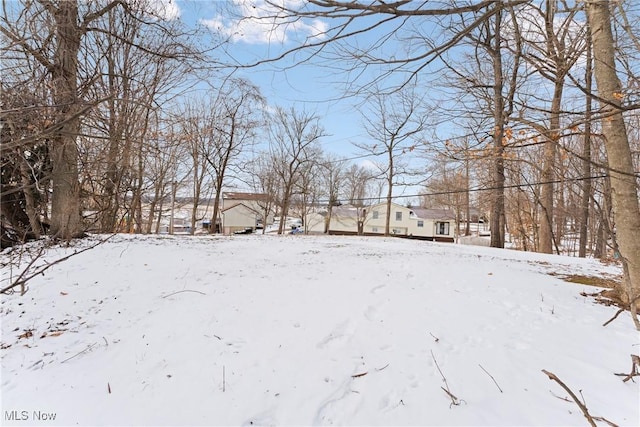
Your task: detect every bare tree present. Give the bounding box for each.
[268,106,325,234]
[341,163,378,235]
[319,154,347,233]
[291,146,324,233]
[142,120,184,234]
[516,1,586,254]
[433,2,523,248]
[79,3,193,233]
[177,99,213,234]
[247,156,279,234]
[355,83,427,236]
[201,78,264,233]
[343,164,375,207]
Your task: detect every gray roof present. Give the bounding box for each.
[410,208,456,220]
[223,192,268,201]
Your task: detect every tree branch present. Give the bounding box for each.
[0,24,54,71]
[541,369,601,427]
[1,235,115,296]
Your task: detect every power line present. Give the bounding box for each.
[318,173,639,204]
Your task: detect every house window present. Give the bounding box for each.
[372,211,379,219]
[417,220,424,228]
[437,222,450,235]
[392,228,404,235]
[395,211,402,221]
[371,227,378,233]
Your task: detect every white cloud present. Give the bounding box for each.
[201,0,327,44]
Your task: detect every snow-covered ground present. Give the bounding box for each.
[1,234,638,426]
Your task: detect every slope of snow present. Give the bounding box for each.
[1,234,638,426]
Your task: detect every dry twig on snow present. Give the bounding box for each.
[161,289,207,298]
[431,350,464,407]
[479,364,503,393]
[376,363,390,372]
[61,343,97,364]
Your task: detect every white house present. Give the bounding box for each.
[327,202,456,242]
[222,192,274,229]
[221,203,260,235]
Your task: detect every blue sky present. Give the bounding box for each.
[174,0,422,162]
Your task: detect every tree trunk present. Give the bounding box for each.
[579,27,593,258]
[587,1,640,320]
[464,154,471,236]
[50,1,82,239]
[385,152,393,236]
[539,80,563,254]
[212,190,222,234]
[102,10,124,233]
[490,10,506,248]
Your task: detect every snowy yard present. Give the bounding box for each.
[1,234,638,426]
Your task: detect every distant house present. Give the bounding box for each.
[221,203,260,235]
[326,205,366,234]
[222,192,274,234]
[327,202,456,242]
[304,210,329,234]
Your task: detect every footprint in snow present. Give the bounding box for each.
[313,376,363,426]
[316,320,356,349]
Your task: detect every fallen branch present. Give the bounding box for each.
[351,371,368,378]
[1,235,115,296]
[162,289,207,298]
[614,354,640,383]
[429,332,440,342]
[542,369,617,427]
[479,364,503,393]
[2,245,46,295]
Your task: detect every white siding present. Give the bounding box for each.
[222,204,258,235]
